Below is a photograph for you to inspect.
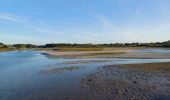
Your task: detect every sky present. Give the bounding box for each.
[0,0,170,44]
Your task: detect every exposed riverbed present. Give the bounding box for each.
[0,49,170,100]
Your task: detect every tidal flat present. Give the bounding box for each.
[81,62,170,100]
[45,47,170,59]
[0,48,170,100]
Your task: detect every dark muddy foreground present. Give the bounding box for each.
[81,62,170,100]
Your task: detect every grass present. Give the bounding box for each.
[0,48,14,52]
[0,48,32,52]
[65,52,126,58]
[57,47,103,51]
[36,47,104,51]
[39,47,126,53]
[90,52,126,55]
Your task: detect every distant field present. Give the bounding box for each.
[40,47,145,51]
[58,47,104,51]
[38,47,105,51]
[0,48,13,52]
[90,52,126,55]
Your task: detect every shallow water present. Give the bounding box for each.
[0,51,170,100]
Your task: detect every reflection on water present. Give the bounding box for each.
[0,51,170,100]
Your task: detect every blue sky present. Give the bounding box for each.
[0,0,170,44]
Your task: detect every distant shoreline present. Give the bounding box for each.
[44,47,170,59]
[1,47,170,59]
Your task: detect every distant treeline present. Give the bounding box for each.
[40,40,170,48]
[0,40,170,49]
[0,43,37,49]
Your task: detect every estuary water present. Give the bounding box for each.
[0,50,170,100]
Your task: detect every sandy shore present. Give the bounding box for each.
[44,47,170,59]
[81,62,170,100]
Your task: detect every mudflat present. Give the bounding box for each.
[81,62,170,100]
[118,62,170,73]
[1,50,170,100]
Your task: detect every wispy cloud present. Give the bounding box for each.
[72,12,170,43]
[30,26,62,35]
[98,16,114,30]
[0,13,21,22]
[0,12,62,35]
[1,0,170,44]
